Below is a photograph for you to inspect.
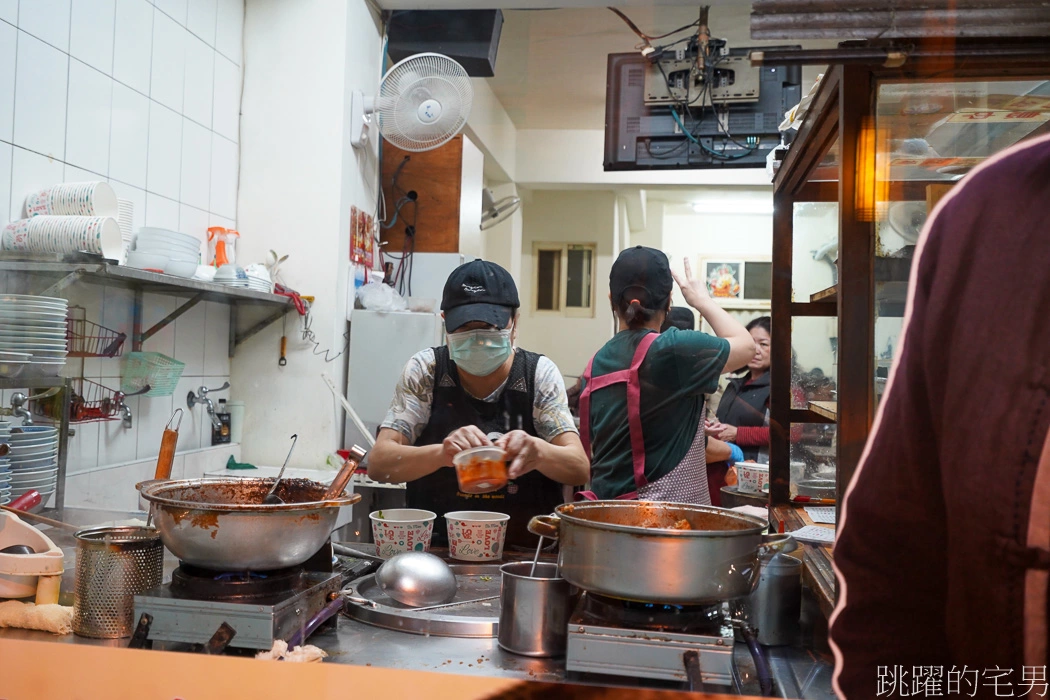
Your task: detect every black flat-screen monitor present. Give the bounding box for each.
[604,46,802,171]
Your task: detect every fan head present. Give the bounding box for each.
[480,189,521,230]
[375,53,474,152]
[887,202,927,245]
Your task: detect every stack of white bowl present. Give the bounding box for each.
[214,264,249,288]
[0,294,68,377]
[8,426,60,505]
[117,199,133,263]
[0,421,10,506]
[246,271,272,293]
[127,227,201,278]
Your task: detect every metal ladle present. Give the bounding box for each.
[262,434,298,505]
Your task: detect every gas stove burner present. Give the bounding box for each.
[578,593,726,634]
[171,563,303,601]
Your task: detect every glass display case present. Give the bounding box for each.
[769,49,1050,613]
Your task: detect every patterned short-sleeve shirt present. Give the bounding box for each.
[381,348,578,444]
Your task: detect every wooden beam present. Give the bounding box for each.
[836,65,876,524]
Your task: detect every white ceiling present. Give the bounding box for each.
[486,4,835,131]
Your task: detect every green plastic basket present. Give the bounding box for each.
[121,352,186,397]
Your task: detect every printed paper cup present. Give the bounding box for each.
[24,181,118,218]
[369,508,436,559]
[737,462,770,494]
[445,511,510,561]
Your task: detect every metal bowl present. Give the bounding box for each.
[375,551,457,607]
[137,477,361,571]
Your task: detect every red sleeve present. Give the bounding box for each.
[735,426,768,446]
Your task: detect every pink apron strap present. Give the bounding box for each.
[578,331,660,498]
[578,356,597,458]
[625,332,659,491]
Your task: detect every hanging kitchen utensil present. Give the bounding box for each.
[262,434,298,505]
[278,315,288,367]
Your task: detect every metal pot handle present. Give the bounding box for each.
[528,514,561,540]
[758,533,797,558]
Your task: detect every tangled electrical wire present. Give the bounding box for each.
[379,155,417,297]
[607,6,760,163]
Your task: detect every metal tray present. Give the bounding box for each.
[342,563,502,638]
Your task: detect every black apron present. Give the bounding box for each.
[408,346,563,549]
[715,372,770,461]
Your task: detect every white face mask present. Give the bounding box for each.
[447,328,513,377]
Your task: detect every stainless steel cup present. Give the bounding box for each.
[498,562,573,657]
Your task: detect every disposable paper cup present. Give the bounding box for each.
[445,511,510,561]
[369,509,436,559]
[737,462,770,494]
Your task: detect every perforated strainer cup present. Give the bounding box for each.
[72,526,163,638]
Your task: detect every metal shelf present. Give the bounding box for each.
[0,261,294,357]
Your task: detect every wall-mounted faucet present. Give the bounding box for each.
[9,392,33,425]
[187,382,230,429]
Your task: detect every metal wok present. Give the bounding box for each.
[137,477,361,571]
[528,501,794,604]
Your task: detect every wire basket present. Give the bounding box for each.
[32,377,124,423]
[66,306,126,358]
[121,352,185,398]
[73,527,163,638]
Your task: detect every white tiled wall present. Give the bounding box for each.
[0,0,245,509]
[0,0,242,234]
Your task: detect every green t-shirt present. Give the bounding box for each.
[584,328,730,499]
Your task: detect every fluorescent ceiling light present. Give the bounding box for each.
[691,200,774,215]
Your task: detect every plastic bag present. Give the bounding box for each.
[357,281,408,312]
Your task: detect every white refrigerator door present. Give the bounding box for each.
[345,310,444,447]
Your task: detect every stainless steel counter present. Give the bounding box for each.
[1,507,834,697]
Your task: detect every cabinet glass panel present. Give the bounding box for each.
[791,202,839,302]
[872,77,1050,405]
[789,422,837,500]
[791,316,837,410]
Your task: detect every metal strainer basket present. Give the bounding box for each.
[73,526,163,638]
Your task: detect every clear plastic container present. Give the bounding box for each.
[452,446,508,494]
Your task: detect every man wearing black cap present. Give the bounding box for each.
[368,259,589,548]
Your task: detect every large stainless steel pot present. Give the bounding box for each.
[528,501,793,604]
[137,477,362,571]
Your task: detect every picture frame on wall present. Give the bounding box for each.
[699,256,772,310]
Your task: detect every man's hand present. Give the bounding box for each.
[704,419,726,438]
[442,426,492,466]
[496,430,541,479]
[670,258,711,309]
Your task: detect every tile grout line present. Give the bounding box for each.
[7,19,18,221]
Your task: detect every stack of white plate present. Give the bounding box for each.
[0,421,10,506]
[117,199,133,263]
[246,271,273,293]
[8,426,59,505]
[128,227,201,279]
[0,294,68,377]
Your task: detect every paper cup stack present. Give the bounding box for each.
[3,216,123,258]
[0,294,69,377]
[25,181,119,217]
[117,199,133,263]
[1,181,122,259]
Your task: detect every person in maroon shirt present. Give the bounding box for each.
[831,132,1050,697]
